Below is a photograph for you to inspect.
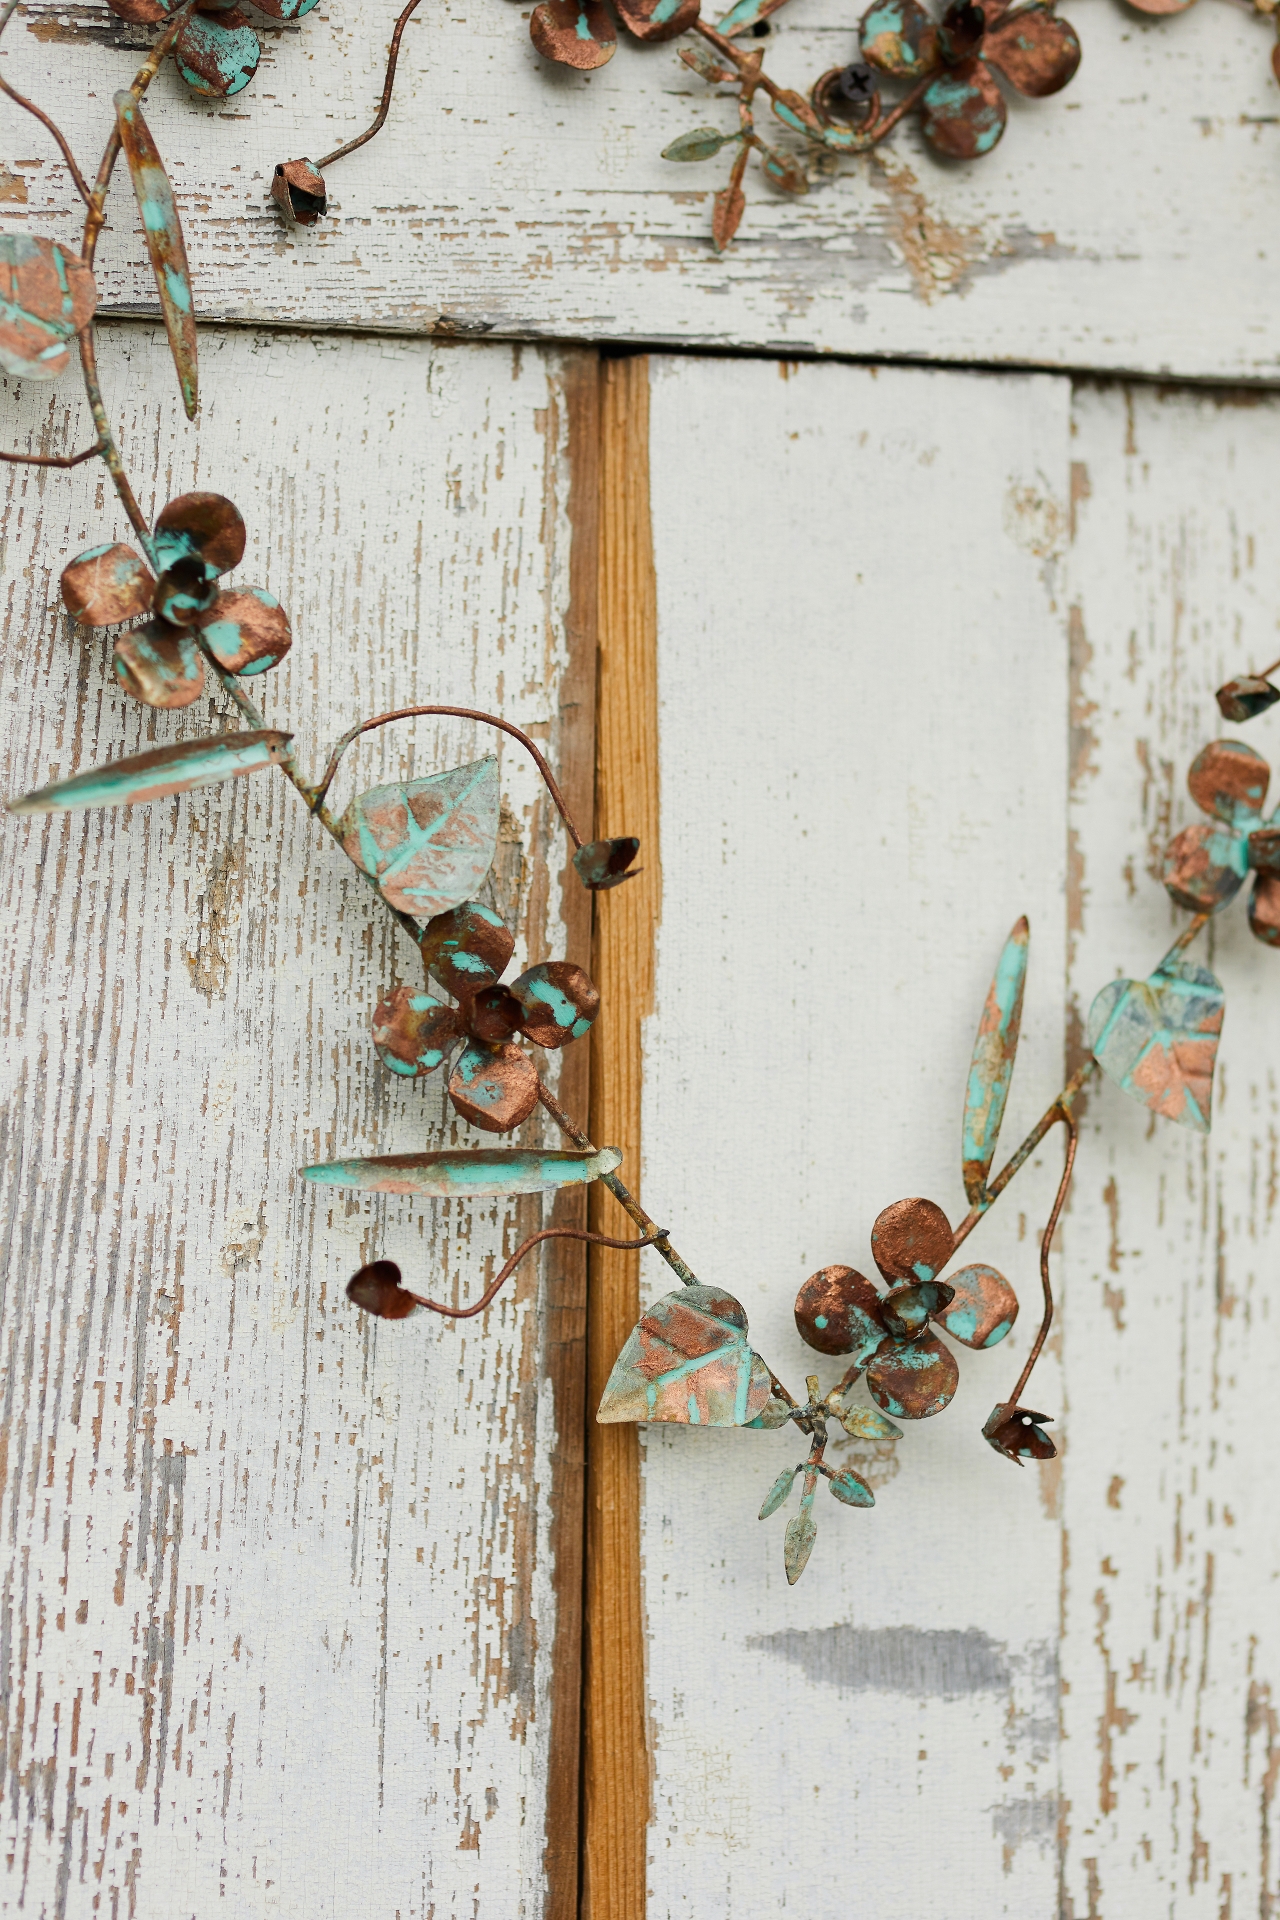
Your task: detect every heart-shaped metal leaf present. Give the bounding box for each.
[1087,956,1225,1133]
[340,756,500,920]
[597,1284,773,1426]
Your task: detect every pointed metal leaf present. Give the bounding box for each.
[8,730,291,815]
[962,916,1029,1203]
[758,1465,800,1519]
[784,1506,817,1583]
[827,1467,875,1508]
[114,92,198,420]
[339,756,500,920]
[301,1145,622,1197]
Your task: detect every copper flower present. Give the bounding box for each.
[105,0,319,100]
[529,0,699,72]
[1161,739,1280,949]
[61,493,291,711]
[373,900,599,1133]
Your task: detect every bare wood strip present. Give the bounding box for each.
[581,356,660,1920]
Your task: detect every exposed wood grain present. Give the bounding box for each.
[0,324,593,1918]
[1062,380,1280,1918]
[640,354,1071,1915]
[581,356,659,1920]
[0,0,1278,379]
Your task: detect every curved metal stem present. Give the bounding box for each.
[409,1225,661,1320]
[316,0,422,170]
[0,438,101,468]
[1002,1107,1077,1413]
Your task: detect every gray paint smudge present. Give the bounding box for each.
[748,1624,1011,1698]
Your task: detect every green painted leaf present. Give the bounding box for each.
[662,126,734,162]
[758,1465,800,1519]
[114,92,198,420]
[301,1145,622,1197]
[827,1467,875,1508]
[784,1504,817,1583]
[339,756,500,921]
[961,916,1029,1203]
[8,730,292,815]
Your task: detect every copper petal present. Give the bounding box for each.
[934,1262,1018,1348]
[61,544,155,627]
[173,8,261,97]
[984,5,1081,96]
[1161,819,1248,914]
[153,492,246,576]
[866,1333,959,1420]
[1250,828,1280,877]
[347,1259,418,1321]
[371,986,464,1076]
[1217,676,1280,724]
[252,0,321,16]
[448,1041,539,1133]
[880,1278,954,1340]
[421,900,515,996]
[1249,873,1280,949]
[794,1265,888,1362]
[870,1196,953,1285]
[511,961,600,1048]
[112,622,205,709]
[199,587,292,675]
[1187,738,1269,825]
[0,234,97,382]
[614,0,700,39]
[921,58,1007,158]
[859,0,940,75]
[530,0,617,68]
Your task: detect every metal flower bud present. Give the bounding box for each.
[271,158,328,226]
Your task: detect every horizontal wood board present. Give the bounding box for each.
[0,0,1279,379]
[640,354,1072,1916]
[1061,381,1280,1918]
[0,326,592,1918]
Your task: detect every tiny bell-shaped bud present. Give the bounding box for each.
[271,157,328,227]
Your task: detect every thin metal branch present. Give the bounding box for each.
[0,438,101,467]
[316,0,422,170]
[408,1225,661,1320]
[0,0,92,204]
[1002,1107,1077,1412]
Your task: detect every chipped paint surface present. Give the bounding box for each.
[0,325,585,1916]
[6,0,1280,376]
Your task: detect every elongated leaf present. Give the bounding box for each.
[784,1503,817,1583]
[962,916,1029,1203]
[597,1284,773,1427]
[114,92,197,420]
[339,756,500,920]
[758,1465,800,1519]
[662,126,734,163]
[716,0,794,34]
[8,730,291,815]
[301,1145,622,1198]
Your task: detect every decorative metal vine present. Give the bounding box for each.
[2,3,1278,1594]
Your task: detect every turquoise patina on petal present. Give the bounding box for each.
[301,1145,622,1197]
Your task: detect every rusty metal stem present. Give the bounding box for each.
[0,0,91,203]
[410,1224,661,1320]
[316,0,422,169]
[0,440,101,467]
[1002,1107,1077,1412]
[534,1079,700,1286]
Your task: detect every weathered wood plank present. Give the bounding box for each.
[1062,380,1280,1918]
[0,324,595,1917]
[639,354,1071,1914]
[0,0,1278,379]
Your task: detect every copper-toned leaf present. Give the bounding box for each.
[347,1259,418,1320]
[827,1466,875,1508]
[984,4,1080,95]
[371,986,465,1076]
[880,1279,954,1340]
[1088,956,1225,1133]
[573,836,641,890]
[511,961,599,1047]
[173,8,261,98]
[870,1196,953,1285]
[61,544,154,627]
[866,1332,959,1420]
[0,234,97,382]
[153,492,245,576]
[680,41,735,79]
[529,0,617,67]
[597,1284,773,1426]
[199,587,292,675]
[270,158,327,227]
[9,730,291,815]
[302,1145,622,1196]
[340,757,500,920]
[783,1504,817,1583]
[421,900,515,996]
[983,1400,1056,1462]
[760,146,809,194]
[759,1465,800,1518]
[113,93,198,421]
[793,1265,888,1363]
[837,1402,902,1440]
[448,1041,540,1133]
[934,1262,1017,1348]
[1188,739,1269,825]
[1249,873,1280,949]
[962,915,1029,1204]
[614,0,701,40]
[1161,820,1248,915]
[921,58,1007,157]
[860,0,939,73]
[1217,676,1280,724]
[112,622,205,709]
[713,183,746,253]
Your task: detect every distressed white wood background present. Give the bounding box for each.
[640,355,1280,1915]
[0,0,1279,377]
[0,325,588,1918]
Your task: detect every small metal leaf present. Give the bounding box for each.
[962,916,1029,1203]
[837,1403,902,1440]
[758,1465,800,1519]
[114,92,198,420]
[340,757,500,920]
[783,1506,817,1584]
[746,1397,794,1430]
[715,0,792,31]
[827,1467,875,1508]
[8,730,291,815]
[301,1145,623,1197]
[662,126,735,162]
[713,183,746,253]
[679,41,735,81]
